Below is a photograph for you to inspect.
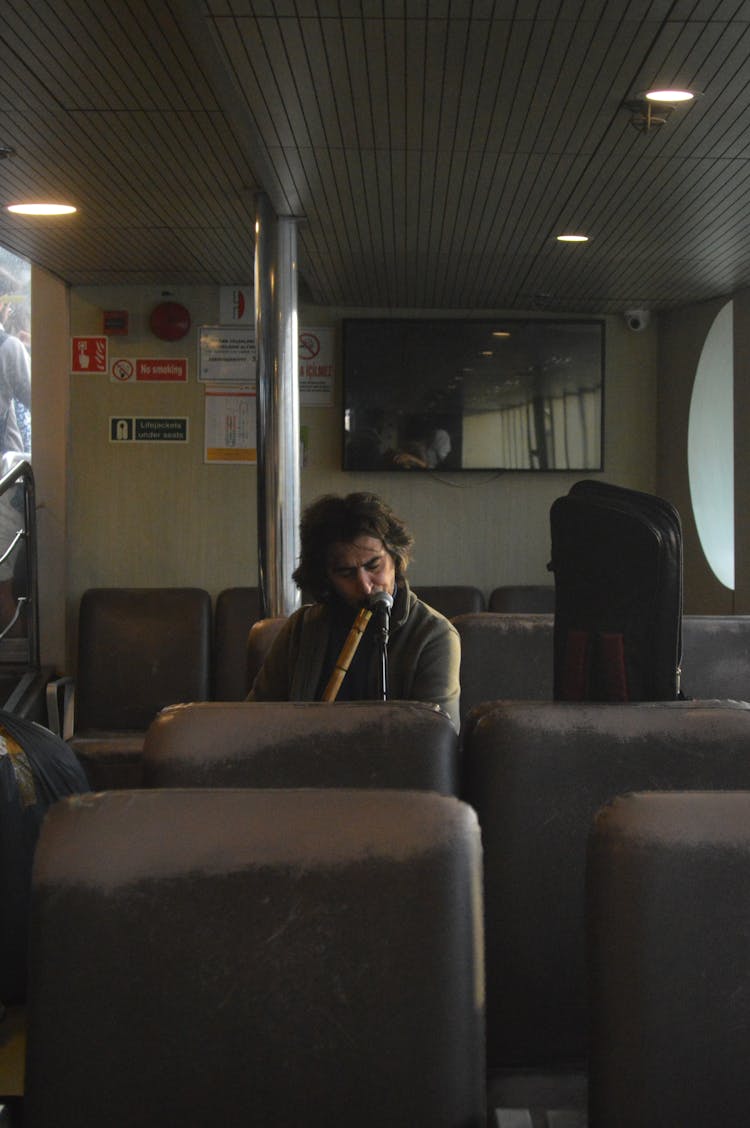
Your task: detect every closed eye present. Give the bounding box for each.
[332,555,384,578]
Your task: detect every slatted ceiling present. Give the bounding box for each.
[215,29,297,197]
[0,2,749,307]
[702,88,750,160]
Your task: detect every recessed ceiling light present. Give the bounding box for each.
[492,330,511,338]
[6,203,76,216]
[557,233,589,243]
[645,89,694,103]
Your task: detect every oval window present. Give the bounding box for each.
[688,300,734,589]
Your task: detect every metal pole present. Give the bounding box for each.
[254,193,301,618]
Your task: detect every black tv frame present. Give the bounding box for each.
[342,316,605,472]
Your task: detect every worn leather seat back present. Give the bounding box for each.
[212,586,261,700]
[588,791,750,1127]
[681,614,750,699]
[25,789,486,1128]
[488,585,555,613]
[453,613,554,722]
[143,699,460,795]
[75,587,212,730]
[70,587,212,789]
[245,616,287,693]
[415,585,486,617]
[462,699,750,1074]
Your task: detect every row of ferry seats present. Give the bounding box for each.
[51,586,750,792]
[47,584,506,791]
[145,693,750,1127]
[23,787,485,1127]
[452,611,750,723]
[48,582,486,791]
[463,698,750,1125]
[143,694,750,1127]
[245,605,750,723]
[247,609,750,727]
[220,584,557,699]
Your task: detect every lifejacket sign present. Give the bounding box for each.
[110,417,189,443]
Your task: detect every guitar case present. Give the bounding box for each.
[549,480,683,701]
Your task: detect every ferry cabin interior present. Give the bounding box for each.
[2,2,750,1125]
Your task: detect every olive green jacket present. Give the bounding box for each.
[247,580,461,731]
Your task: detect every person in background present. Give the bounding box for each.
[393,417,453,470]
[0,296,31,635]
[0,298,30,455]
[247,491,461,731]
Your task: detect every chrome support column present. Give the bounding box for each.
[254,193,301,618]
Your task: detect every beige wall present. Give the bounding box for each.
[55,286,658,669]
[31,271,750,669]
[31,266,69,671]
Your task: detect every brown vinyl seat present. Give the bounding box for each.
[245,615,287,692]
[462,698,750,1124]
[588,790,750,1127]
[681,613,750,700]
[212,586,262,700]
[488,584,555,613]
[453,612,554,723]
[143,699,460,795]
[47,587,212,789]
[24,788,486,1127]
[414,585,486,617]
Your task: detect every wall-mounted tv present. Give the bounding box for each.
[342,317,605,472]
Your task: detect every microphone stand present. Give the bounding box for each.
[370,591,393,702]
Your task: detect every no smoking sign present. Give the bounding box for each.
[112,358,134,382]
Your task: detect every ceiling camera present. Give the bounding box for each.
[624,309,650,332]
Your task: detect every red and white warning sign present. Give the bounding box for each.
[110,358,188,383]
[298,327,333,406]
[71,336,108,374]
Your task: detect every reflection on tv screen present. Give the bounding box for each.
[342,317,605,472]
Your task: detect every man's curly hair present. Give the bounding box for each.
[292,492,415,601]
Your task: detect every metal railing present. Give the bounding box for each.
[0,460,40,712]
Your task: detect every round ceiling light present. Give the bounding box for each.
[645,89,695,103]
[6,203,77,215]
[557,233,589,243]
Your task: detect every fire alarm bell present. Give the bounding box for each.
[150,301,191,342]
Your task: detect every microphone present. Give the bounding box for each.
[369,589,394,614]
[369,589,393,643]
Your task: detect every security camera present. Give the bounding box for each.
[624,309,650,332]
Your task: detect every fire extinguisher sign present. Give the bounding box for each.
[71,336,108,373]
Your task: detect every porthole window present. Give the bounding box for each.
[688,300,734,589]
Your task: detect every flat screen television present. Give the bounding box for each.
[342,317,605,471]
